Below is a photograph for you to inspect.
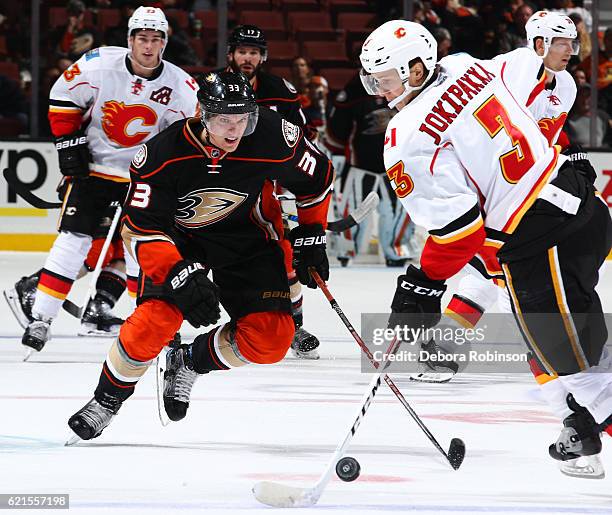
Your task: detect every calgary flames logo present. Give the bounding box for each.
[101,101,158,147]
[538,113,567,146]
[176,188,248,228]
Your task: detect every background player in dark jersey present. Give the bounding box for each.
[67,71,334,441]
[224,24,321,359]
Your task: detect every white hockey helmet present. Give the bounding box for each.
[526,10,579,58]
[127,6,168,41]
[359,20,437,109]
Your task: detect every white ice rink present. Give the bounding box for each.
[1,251,612,515]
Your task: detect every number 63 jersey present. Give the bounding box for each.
[121,109,334,282]
[48,46,199,182]
[383,49,568,282]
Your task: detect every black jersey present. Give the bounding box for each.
[253,70,305,127]
[122,108,333,277]
[325,73,395,174]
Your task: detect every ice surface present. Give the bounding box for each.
[1,252,611,515]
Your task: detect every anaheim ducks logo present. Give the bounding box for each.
[101,100,158,147]
[176,188,248,228]
[538,113,567,146]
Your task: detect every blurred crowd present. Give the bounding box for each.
[0,0,610,147]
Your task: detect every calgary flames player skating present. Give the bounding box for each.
[6,7,198,355]
[67,71,333,441]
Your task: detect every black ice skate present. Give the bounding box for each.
[157,345,199,424]
[3,274,38,329]
[78,296,124,337]
[67,393,123,443]
[291,327,320,360]
[549,394,603,464]
[409,339,459,383]
[22,317,52,360]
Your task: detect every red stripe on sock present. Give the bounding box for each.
[39,271,73,295]
[446,295,484,327]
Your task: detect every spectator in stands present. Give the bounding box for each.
[568,12,590,62]
[163,16,199,66]
[550,0,592,32]
[578,27,612,115]
[573,68,587,87]
[291,57,313,99]
[52,0,100,62]
[104,0,138,48]
[440,0,485,56]
[566,84,611,148]
[498,3,533,54]
[0,74,28,136]
[433,27,452,60]
[302,75,329,134]
[413,1,441,31]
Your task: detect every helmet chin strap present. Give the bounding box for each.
[387,68,434,110]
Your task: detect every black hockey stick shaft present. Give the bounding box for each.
[310,269,466,470]
[3,168,62,209]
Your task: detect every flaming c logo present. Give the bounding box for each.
[101,101,158,147]
[538,114,567,146]
[394,27,406,39]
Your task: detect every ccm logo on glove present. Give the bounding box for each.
[398,280,445,297]
[55,136,87,150]
[170,262,205,289]
[292,235,326,246]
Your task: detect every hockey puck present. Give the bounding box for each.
[335,456,360,482]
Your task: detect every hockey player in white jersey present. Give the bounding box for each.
[360,19,612,472]
[14,6,198,354]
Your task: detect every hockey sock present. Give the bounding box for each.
[289,275,303,327]
[96,263,127,307]
[190,324,245,373]
[445,294,485,328]
[95,338,151,403]
[32,231,92,320]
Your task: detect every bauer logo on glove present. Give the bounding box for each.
[292,235,327,247]
[170,262,205,290]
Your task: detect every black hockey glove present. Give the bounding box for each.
[289,223,329,289]
[164,260,221,328]
[54,129,91,178]
[388,265,447,330]
[564,144,596,185]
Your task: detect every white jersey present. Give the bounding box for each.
[530,70,576,145]
[49,46,199,181]
[384,49,567,280]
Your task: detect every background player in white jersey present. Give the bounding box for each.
[12,6,198,355]
[360,20,612,469]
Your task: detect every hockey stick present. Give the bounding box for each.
[285,191,379,233]
[311,270,466,470]
[3,168,62,209]
[253,336,400,508]
[62,204,122,319]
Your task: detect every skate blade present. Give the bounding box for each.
[559,455,605,479]
[65,432,81,446]
[78,324,120,337]
[156,349,170,427]
[291,349,320,360]
[22,347,34,362]
[4,289,30,329]
[409,371,455,383]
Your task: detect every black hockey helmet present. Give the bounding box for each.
[197,71,259,136]
[227,25,267,61]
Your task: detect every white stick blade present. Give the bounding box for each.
[252,481,317,508]
[351,191,380,223]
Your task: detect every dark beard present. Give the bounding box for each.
[229,59,257,80]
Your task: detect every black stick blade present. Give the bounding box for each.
[448,438,466,470]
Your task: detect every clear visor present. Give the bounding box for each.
[549,37,580,56]
[359,68,405,96]
[202,110,259,138]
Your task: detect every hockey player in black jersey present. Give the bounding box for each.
[224,24,320,359]
[67,71,334,440]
